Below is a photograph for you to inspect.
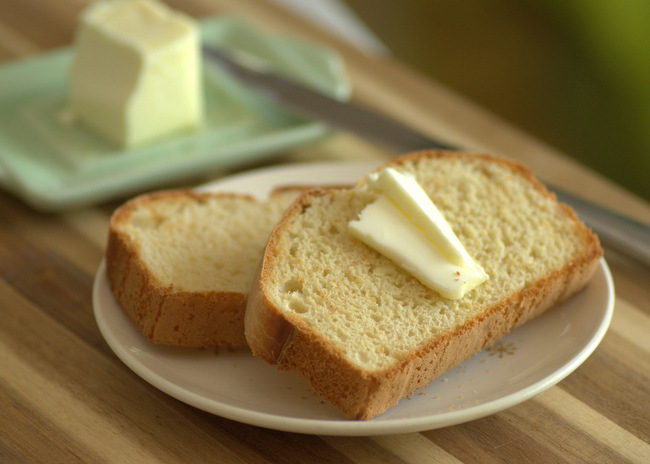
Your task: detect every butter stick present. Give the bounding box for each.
[69,0,203,148]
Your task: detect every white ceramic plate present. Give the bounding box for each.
[92,161,615,435]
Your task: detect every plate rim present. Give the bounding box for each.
[93,160,615,435]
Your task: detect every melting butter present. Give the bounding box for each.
[349,168,488,299]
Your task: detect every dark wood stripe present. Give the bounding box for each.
[561,332,650,443]
[424,413,568,464]
[0,436,31,464]
[325,435,406,464]
[0,280,262,464]
[603,249,650,314]
[0,0,77,50]
[0,191,106,275]
[506,392,641,464]
[196,412,358,464]
[0,382,103,464]
[424,395,636,464]
[0,229,106,353]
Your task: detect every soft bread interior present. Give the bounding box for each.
[120,192,299,293]
[263,155,594,371]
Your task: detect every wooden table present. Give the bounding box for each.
[1,1,648,462]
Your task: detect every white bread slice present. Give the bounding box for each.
[105,188,302,348]
[245,151,603,419]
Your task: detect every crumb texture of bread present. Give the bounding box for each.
[245,151,603,419]
[106,189,298,347]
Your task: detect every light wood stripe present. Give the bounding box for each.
[536,388,650,464]
[0,281,252,464]
[610,298,650,354]
[603,327,650,378]
[372,433,463,464]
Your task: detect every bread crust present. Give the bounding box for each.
[245,150,603,419]
[106,186,329,348]
[106,190,255,348]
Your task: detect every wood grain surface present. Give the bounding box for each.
[0,1,648,463]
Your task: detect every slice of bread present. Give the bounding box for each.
[245,151,603,419]
[106,188,302,348]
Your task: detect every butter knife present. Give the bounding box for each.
[203,46,650,267]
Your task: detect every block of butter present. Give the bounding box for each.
[69,0,203,148]
[349,168,488,299]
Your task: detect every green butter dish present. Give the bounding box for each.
[0,16,350,211]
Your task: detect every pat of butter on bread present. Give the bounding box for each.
[245,151,603,419]
[349,167,488,299]
[69,0,203,148]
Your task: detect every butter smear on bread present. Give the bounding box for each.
[69,0,203,148]
[349,167,488,299]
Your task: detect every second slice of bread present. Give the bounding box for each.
[245,151,603,419]
[106,188,301,348]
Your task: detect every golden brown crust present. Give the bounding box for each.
[270,184,352,197]
[106,189,255,348]
[245,150,603,419]
[244,192,317,360]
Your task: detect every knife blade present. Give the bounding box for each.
[203,46,650,267]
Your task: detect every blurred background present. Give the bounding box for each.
[276,0,650,201]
